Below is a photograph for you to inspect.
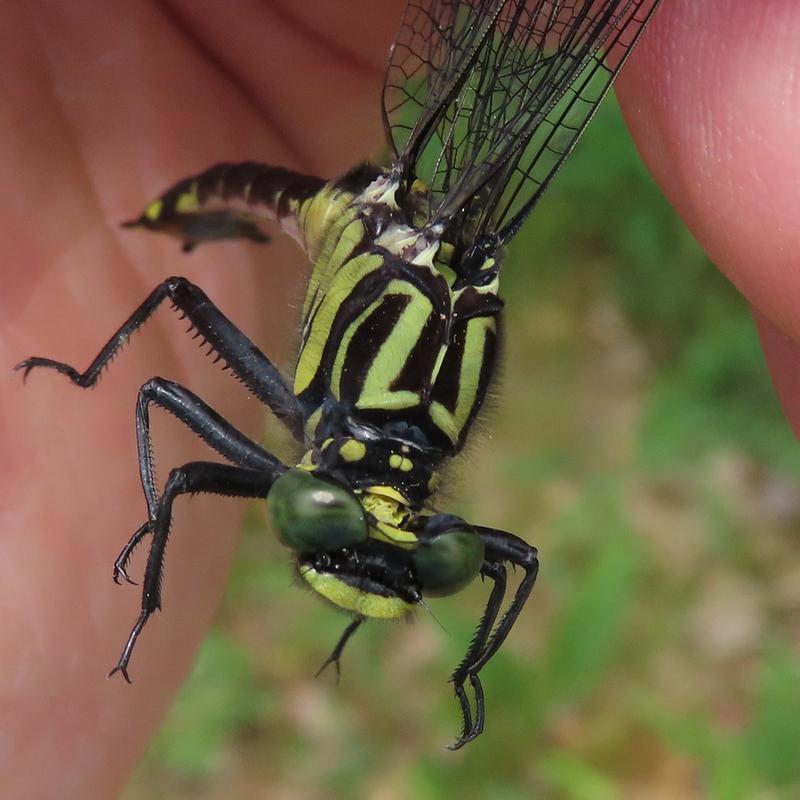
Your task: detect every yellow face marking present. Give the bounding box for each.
[360,491,406,525]
[370,523,418,547]
[364,485,408,505]
[301,568,413,619]
[358,489,415,547]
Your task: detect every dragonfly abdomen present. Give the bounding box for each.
[122,162,327,252]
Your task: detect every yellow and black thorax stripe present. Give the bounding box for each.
[292,167,503,509]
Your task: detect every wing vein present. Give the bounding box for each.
[382,0,661,258]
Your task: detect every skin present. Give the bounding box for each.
[1,1,797,796]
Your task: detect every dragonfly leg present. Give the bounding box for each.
[112,377,286,585]
[448,528,539,750]
[448,560,507,747]
[113,522,150,586]
[315,616,365,684]
[110,460,283,683]
[134,377,283,515]
[15,276,305,440]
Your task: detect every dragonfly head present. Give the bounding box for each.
[268,468,485,618]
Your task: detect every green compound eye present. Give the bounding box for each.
[413,528,485,597]
[268,469,368,552]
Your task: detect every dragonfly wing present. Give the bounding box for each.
[382,0,661,252]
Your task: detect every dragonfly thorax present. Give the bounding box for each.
[294,170,504,495]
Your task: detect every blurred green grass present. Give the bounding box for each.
[123,98,800,800]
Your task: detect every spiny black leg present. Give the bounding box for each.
[448,528,539,749]
[448,561,507,750]
[110,461,284,682]
[316,617,364,683]
[15,276,305,440]
[467,672,485,741]
[452,561,507,686]
[115,377,283,586]
[113,522,150,585]
[469,528,539,675]
[109,611,147,683]
[452,682,473,747]
[135,377,284,518]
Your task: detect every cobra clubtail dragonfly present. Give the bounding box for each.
[17,0,661,747]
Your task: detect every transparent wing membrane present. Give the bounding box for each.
[383,0,660,250]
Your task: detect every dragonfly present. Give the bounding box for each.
[17,0,661,748]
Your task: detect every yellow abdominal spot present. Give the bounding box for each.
[175,182,200,213]
[144,200,163,221]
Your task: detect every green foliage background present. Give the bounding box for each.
[123,99,800,800]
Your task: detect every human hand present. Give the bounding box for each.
[620,0,800,436]
[1,2,402,796]
[3,1,797,796]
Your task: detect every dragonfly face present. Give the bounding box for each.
[17,0,661,748]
